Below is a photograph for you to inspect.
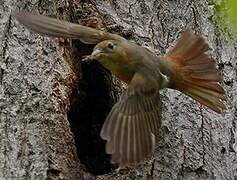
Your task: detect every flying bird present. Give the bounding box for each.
[15,11,226,168]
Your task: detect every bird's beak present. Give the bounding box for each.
[81,48,102,63]
[90,48,102,60]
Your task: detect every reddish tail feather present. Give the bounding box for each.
[163,31,226,113]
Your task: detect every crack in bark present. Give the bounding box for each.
[148,15,156,50]
[191,0,200,29]
[1,13,12,177]
[1,14,12,84]
[148,159,155,179]
[178,133,187,177]
[229,110,237,152]
[199,107,206,167]
[153,0,169,53]
[0,68,3,84]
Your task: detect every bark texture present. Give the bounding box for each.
[0,0,236,180]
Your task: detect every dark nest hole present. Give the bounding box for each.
[67,55,118,175]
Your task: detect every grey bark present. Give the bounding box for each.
[0,0,236,180]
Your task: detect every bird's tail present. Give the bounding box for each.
[161,31,226,113]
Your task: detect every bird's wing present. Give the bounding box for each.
[14,11,126,44]
[100,72,162,168]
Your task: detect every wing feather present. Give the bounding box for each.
[100,72,162,167]
[15,11,126,44]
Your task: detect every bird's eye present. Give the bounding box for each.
[107,42,114,50]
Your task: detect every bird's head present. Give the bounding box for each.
[90,40,129,71]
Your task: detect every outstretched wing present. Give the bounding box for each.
[14,11,126,44]
[100,72,162,168]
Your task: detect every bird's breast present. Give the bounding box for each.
[112,64,135,84]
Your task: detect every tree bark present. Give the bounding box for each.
[0,0,236,179]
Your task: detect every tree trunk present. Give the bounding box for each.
[0,0,236,179]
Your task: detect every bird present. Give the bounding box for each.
[15,11,226,168]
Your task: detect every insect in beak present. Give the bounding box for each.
[81,55,93,63]
[90,48,102,60]
[81,48,103,63]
